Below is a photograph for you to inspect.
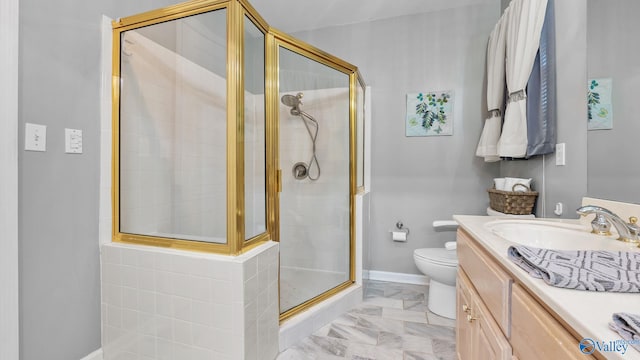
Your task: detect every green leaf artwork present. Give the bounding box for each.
[406,91,453,137]
[587,78,612,130]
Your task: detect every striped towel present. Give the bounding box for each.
[507,246,640,292]
[609,313,640,352]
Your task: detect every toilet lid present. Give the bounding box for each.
[414,248,458,266]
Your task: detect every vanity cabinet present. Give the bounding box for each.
[457,229,512,337]
[456,229,597,360]
[457,269,512,360]
[511,283,590,360]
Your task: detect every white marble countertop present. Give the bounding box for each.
[453,215,640,360]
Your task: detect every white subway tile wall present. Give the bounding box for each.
[101,241,279,360]
[278,87,351,274]
[118,29,227,242]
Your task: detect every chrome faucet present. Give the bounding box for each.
[576,205,640,244]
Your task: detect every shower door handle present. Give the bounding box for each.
[277,169,282,193]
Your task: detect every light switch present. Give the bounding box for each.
[25,123,47,152]
[65,128,83,154]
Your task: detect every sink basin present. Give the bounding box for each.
[484,219,636,250]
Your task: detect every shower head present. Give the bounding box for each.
[281,94,300,108]
[282,92,305,111]
[281,93,305,116]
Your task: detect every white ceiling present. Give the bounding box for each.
[249,0,497,33]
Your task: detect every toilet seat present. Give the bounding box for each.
[414,248,458,266]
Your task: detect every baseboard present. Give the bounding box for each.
[80,348,103,360]
[366,270,429,285]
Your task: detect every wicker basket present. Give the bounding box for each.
[487,184,538,215]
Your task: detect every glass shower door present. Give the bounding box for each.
[277,46,352,315]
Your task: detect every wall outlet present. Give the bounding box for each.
[554,202,564,216]
[25,123,47,152]
[555,143,566,166]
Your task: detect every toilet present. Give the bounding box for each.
[414,209,534,319]
[413,247,458,319]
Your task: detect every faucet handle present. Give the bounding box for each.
[628,217,640,237]
[590,214,612,236]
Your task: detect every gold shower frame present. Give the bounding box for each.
[111,0,365,319]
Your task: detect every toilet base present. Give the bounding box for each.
[427,280,456,319]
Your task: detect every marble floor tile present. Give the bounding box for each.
[431,338,456,360]
[324,313,360,330]
[403,300,429,312]
[387,289,425,302]
[403,351,438,360]
[293,334,350,358]
[352,356,376,360]
[426,311,456,328]
[382,308,428,324]
[402,333,435,354]
[348,305,383,317]
[384,282,428,294]
[376,331,403,349]
[364,288,385,299]
[363,296,404,309]
[326,323,379,345]
[276,347,316,360]
[345,342,404,360]
[353,314,405,334]
[405,322,455,339]
[277,280,456,360]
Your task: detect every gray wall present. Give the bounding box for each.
[293,3,502,275]
[16,0,592,358]
[587,0,640,204]
[500,0,588,219]
[18,1,178,359]
[1,0,20,358]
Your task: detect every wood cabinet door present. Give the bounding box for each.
[458,268,512,360]
[511,284,593,360]
[457,270,474,360]
[457,229,512,336]
[474,297,512,360]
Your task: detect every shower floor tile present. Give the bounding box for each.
[280,266,349,313]
[277,280,456,360]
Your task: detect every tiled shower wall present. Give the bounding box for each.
[118,29,266,243]
[119,30,227,241]
[244,91,267,239]
[279,87,350,274]
[101,241,279,360]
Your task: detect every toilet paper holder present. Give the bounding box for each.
[395,221,410,235]
[391,221,410,242]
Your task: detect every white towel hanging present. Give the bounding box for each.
[497,0,548,158]
[476,13,508,162]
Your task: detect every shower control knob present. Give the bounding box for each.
[292,162,308,180]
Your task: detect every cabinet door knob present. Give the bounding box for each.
[467,313,477,323]
[462,304,472,313]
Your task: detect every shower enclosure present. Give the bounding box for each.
[112,0,365,324]
[277,44,352,317]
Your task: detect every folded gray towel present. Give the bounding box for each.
[507,246,640,292]
[609,313,640,352]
